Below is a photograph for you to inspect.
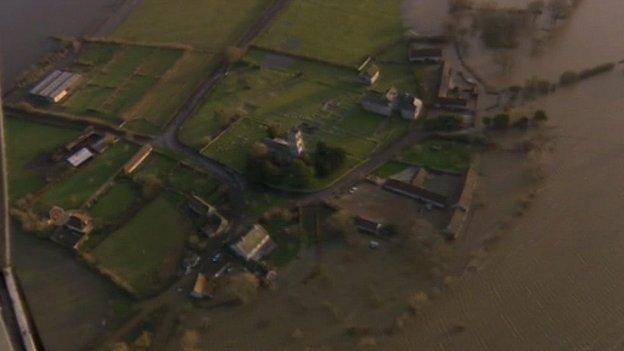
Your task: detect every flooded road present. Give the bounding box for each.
[0,0,121,88]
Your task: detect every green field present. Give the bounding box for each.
[257,0,405,64]
[181,50,408,179]
[112,0,271,49]
[399,139,472,174]
[123,52,218,130]
[90,181,142,224]
[5,118,80,202]
[91,196,193,297]
[63,43,183,126]
[37,142,139,209]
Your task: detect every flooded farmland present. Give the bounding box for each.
[382,0,624,349]
[3,0,624,350]
[0,0,121,88]
[13,224,129,351]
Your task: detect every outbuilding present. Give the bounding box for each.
[409,46,443,63]
[230,224,277,261]
[30,70,82,103]
[67,147,94,167]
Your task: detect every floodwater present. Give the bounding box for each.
[381,0,624,349]
[462,0,624,85]
[0,0,121,88]
[13,224,128,351]
[1,1,132,350]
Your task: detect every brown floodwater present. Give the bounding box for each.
[379,0,624,349]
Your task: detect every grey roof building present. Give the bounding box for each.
[30,70,82,103]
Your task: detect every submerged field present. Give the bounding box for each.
[112,0,272,49]
[257,0,405,64]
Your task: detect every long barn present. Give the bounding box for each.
[29,70,82,103]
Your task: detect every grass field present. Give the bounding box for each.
[399,139,472,174]
[112,0,272,49]
[90,180,142,224]
[181,50,408,179]
[5,118,80,202]
[63,43,183,126]
[37,141,139,209]
[91,196,193,297]
[123,52,218,130]
[257,0,405,64]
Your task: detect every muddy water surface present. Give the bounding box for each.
[0,0,120,88]
[381,1,624,349]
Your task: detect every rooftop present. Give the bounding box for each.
[67,147,94,167]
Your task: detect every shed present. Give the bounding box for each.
[230,224,276,261]
[383,178,447,208]
[67,147,94,167]
[30,70,82,103]
[124,144,153,175]
[361,91,393,117]
[357,56,381,85]
[354,216,383,236]
[408,46,443,63]
[65,211,93,235]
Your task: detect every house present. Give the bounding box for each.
[354,216,384,236]
[67,147,94,167]
[408,46,443,63]
[48,206,67,226]
[190,273,213,299]
[187,195,230,238]
[396,93,423,120]
[383,178,447,208]
[361,91,394,117]
[445,208,468,239]
[357,57,380,85]
[30,70,82,103]
[411,167,429,187]
[437,61,454,99]
[362,88,423,120]
[454,167,478,212]
[123,144,153,175]
[230,224,277,261]
[90,133,118,154]
[286,128,305,157]
[263,128,306,165]
[65,212,93,235]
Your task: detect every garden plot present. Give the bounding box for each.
[63,43,183,125]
